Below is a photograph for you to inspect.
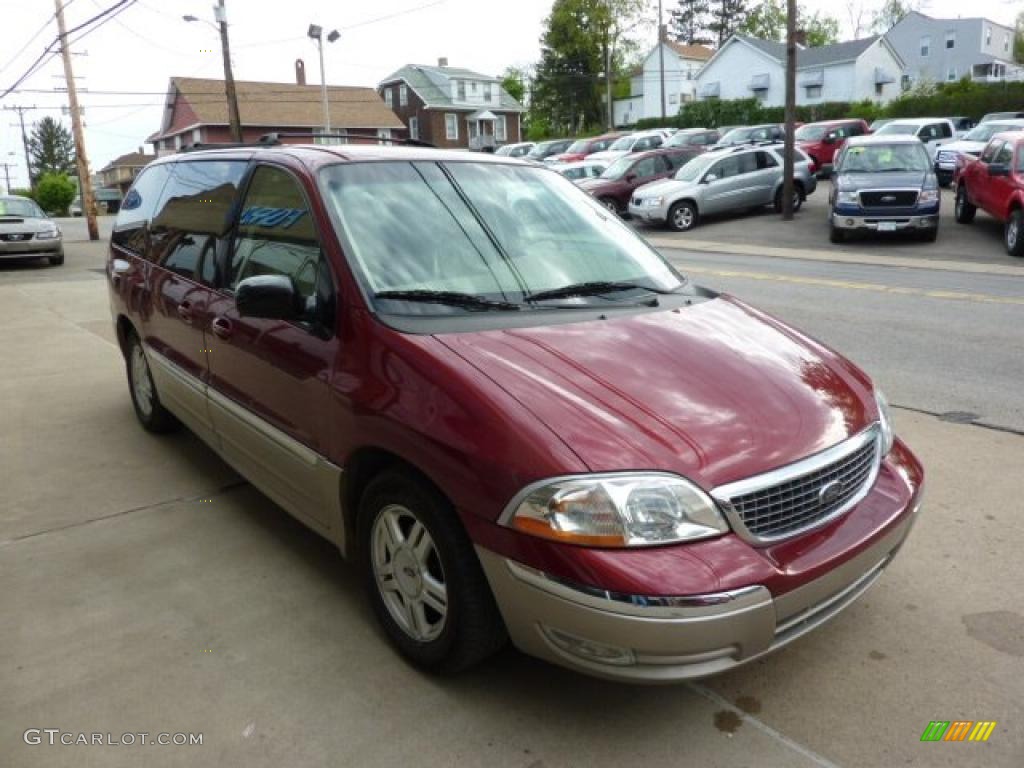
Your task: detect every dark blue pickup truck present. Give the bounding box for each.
[829,135,941,243]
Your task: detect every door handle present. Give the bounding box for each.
[211,316,233,339]
[176,301,193,323]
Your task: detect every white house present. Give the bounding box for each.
[614,39,714,126]
[695,35,906,107]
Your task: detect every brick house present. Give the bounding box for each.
[146,73,404,155]
[378,59,526,150]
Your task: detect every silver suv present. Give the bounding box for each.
[628,143,817,231]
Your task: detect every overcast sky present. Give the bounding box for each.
[0,0,1018,187]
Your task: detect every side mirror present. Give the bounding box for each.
[988,163,1010,177]
[625,173,637,183]
[235,275,302,320]
[702,173,718,184]
[823,133,837,144]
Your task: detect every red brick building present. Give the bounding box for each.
[378,60,526,151]
[147,74,404,154]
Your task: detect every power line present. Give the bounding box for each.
[341,0,447,30]
[0,12,57,79]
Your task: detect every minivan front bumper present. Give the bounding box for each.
[477,450,923,683]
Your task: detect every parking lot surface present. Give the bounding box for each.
[2,222,1023,768]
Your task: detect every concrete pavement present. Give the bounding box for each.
[2,239,1023,768]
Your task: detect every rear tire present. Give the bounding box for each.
[359,469,507,674]
[666,201,698,232]
[125,332,179,433]
[1006,209,1024,257]
[48,253,64,266]
[829,222,845,244]
[954,185,976,224]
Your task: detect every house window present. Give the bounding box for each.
[946,66,957,82]
[901,74,912,91]
[377,128,392,139]
[875,83,884,96]
[399,85,407,107]
[314,128,345,145]
[470,81,478,95]
[409,116,419,140]
[945,31,955,49]
[669,92,678,104]
[445,113,458,140]
[919,36,930,56]
[806,85,822,99]
[192,128,201,144]
[173,134,182,150]
[495,115,506,141]
[383,88,392,108]
[985,27,991,46]
[1005,34,1010,53]
[483,83,492,101]
[457,80,466,101]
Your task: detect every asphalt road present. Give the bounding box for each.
[2,217,1023,768]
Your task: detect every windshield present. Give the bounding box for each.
[795,125,827,141]
[674,154,713,181]
[718,128,752,144]
[527,142,555,158]
[0,198,43,217]
[837,143,932,173]
[600,155,636,179]
[608,135,635,151]
[964,123,1022,142]
[566,140,590,153]
[876,123,919,136]
[319,161,682,316]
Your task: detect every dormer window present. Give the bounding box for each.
[457,80,466,101]
[470,82,478,95]
[484,82,492,101]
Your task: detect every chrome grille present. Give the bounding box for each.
[713,426,880,544]
[859,190,918,207]
[936,151,956,164]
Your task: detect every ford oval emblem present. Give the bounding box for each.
[818,480,845,508]
[881,195,897,202]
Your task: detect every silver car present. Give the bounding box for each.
[0,195,64,266]
[628,143,817,231]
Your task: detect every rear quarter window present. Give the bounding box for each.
[112,164,173,256]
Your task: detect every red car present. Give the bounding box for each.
[954,132,1024,256]
[576,147,698,214]
[548,132,627,164]
[796,119,870,175]
[107,140,923,682]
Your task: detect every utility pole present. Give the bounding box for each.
[4,105,38,188]
[54,0,99,241]
[1,162,15,194]
[658,0,666,120]
[782,0,797,221]
[216,0,242,141]
[605,35,613,130]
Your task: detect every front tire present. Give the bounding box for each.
[1006,209,1024,257]
[667,201,698,232]
[775,185,803,214]
[599,197,619,215]
[125,333,179,433]
[954,185,976,224]
[359,470,506,674]
[829,222,845,243]
[48,252,64,266]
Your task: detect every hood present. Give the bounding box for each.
[436,296,876,490]
[634,178,688,199]
[938,140,985,155]
[0,216,49,233]
[835,171,932,190]
[576,177,616,193]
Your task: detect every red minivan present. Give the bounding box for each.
[107,141,923,682]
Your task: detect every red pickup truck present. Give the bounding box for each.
[796,119,870,176]
[954,132,1024,256]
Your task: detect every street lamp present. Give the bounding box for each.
[307,24,340,133]
[184,1,242,142]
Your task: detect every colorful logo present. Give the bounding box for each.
[920,721,997,742]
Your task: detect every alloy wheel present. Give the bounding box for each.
[673,206,694,230]
[371,504,448,642]
[130,344,154,418]
[1009,218,1019,250]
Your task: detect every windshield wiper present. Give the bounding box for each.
[523,281,675,303]
[373,289,520,311]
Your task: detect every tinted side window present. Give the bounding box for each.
[229,166,325,320]
[666,152,689,171]
[711,156,742,179]
[631,157,658,177]
[738,152,758,174]
[980,140,1002,163]
[755,151,778,169]
[938,122,953,138]
[151,160,248,280]
[111,164,172,256]
[994,142,1013,165]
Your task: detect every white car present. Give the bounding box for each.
[494,141,535,158]
[588,129,673,164]
[933,119,1024,186]
[553,160,608,182]
[874,118,956,159]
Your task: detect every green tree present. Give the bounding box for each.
[709,0,749,46]
[1014,10,1024,64]
[34,172,76,215]
[27,116,75,182]
[739,1,839,46]
[871,0,915,33]
[500,66,528,104]
[670,0,713,45]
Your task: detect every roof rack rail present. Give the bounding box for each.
[258,131,436,148]
[179,138,281,152]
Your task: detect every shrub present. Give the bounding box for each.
[9,187,36,202]
[34,172,76,216]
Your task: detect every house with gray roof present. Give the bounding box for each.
[695,34,905,107]
[378,59,526,150]
[883,11,1020,86]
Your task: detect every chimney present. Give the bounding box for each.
[794,29,807,47]
[438,57,448,67]
[295,58,307,85]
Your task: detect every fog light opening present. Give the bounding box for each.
[846,219,854,226]
[541,626,636,666]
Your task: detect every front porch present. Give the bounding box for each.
[467,109,498,151]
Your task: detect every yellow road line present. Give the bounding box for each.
[676,265,1024,306]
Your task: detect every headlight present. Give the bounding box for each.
[875,390,894,456]
[503,473,728,547]
[918,189,939,204]
[836,190,859,205]
[644,197,663,206]
[36,226,60,241]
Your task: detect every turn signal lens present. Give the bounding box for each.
[506,474,728,548]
